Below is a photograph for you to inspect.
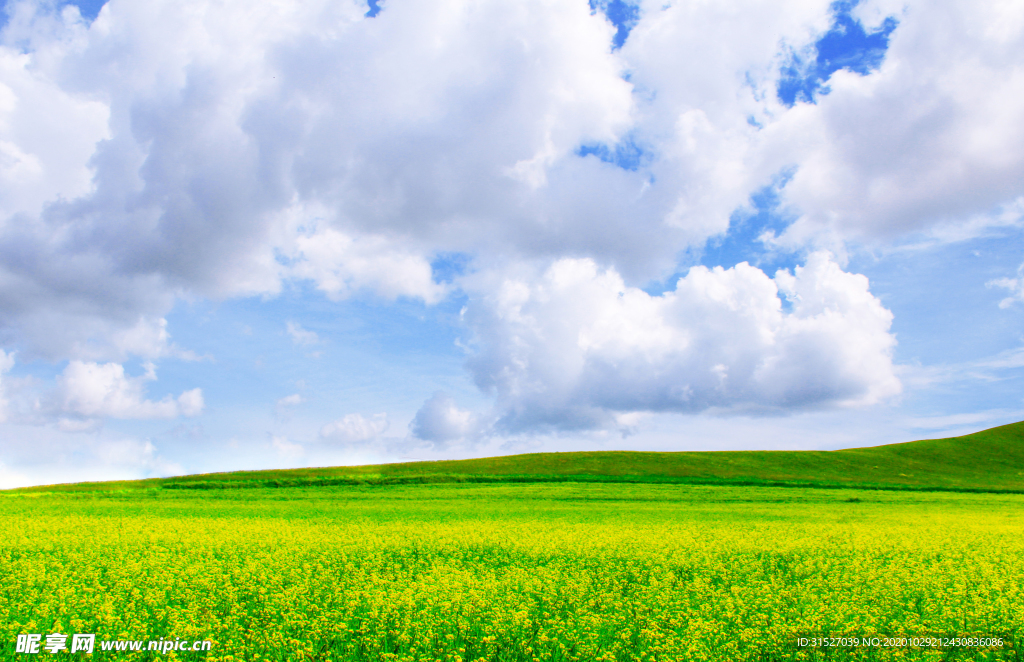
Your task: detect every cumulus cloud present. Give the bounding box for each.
[0,5,109,221]
[463,252,900,432]
[0,352,204,429]
[410,392,476,443]
[1,0,1021,357]
[55,360,204,420]
[0,0,1019,455]
[106,317,202,361]
[0,0,832,361]
[619,0,831,247]
[764,0,1024,243]
[288,225,445,304]
[0,0,640,361]
[320,412,389,443]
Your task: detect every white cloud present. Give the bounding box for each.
[271,435,303,459]
[276,393,304,408]
[987,263,1024,308]
[463,252,899,432]
[176,387,204,416]
[766,0,1024,244]
[106,317,201,361]
[320,412,389,443]
[0,0,1021,483]
[619,0,831,248]
[0,0,1021,370]
[286,223,446,304]
[0,0,1011,353]
[410,392,475,442]
[0,11,110,221]
[897,345,1024,391]
[55,360,204,420]
[0,0,640,361]
[285,321,319,346]
[0,428,183,487]
[93,438,183,477]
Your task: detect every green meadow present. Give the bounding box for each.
[17,420,1024,494]
[2,423,1023,661]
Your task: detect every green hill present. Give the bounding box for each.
[8,420,1024,494]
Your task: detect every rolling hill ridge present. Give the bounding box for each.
[8,420,1024,494]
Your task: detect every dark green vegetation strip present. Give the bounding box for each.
[7,420,1024,495]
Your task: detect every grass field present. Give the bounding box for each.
[14,421,1024,495]
[2,424,1024,661]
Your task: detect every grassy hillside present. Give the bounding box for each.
[8,420,1024,494]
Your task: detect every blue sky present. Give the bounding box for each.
[1,0,1024,487]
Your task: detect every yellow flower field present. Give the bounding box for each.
[1,483,1021,661]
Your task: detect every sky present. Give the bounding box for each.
[1,0,1023,488]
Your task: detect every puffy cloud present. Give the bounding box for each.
[618,0,831,246]
[410,392,475,443]
[176,387,204,416]
[463,252,899,432]
[0,0,639,360]
[0,7,110,221]
[320,412,389,443]
[0,0,1019,465]
[766,0,1024,242]
[106,317,201,361]
[3,0,1019,367]
[0,352,203,429]
[290,227,445,304]
[55,360,204,420]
